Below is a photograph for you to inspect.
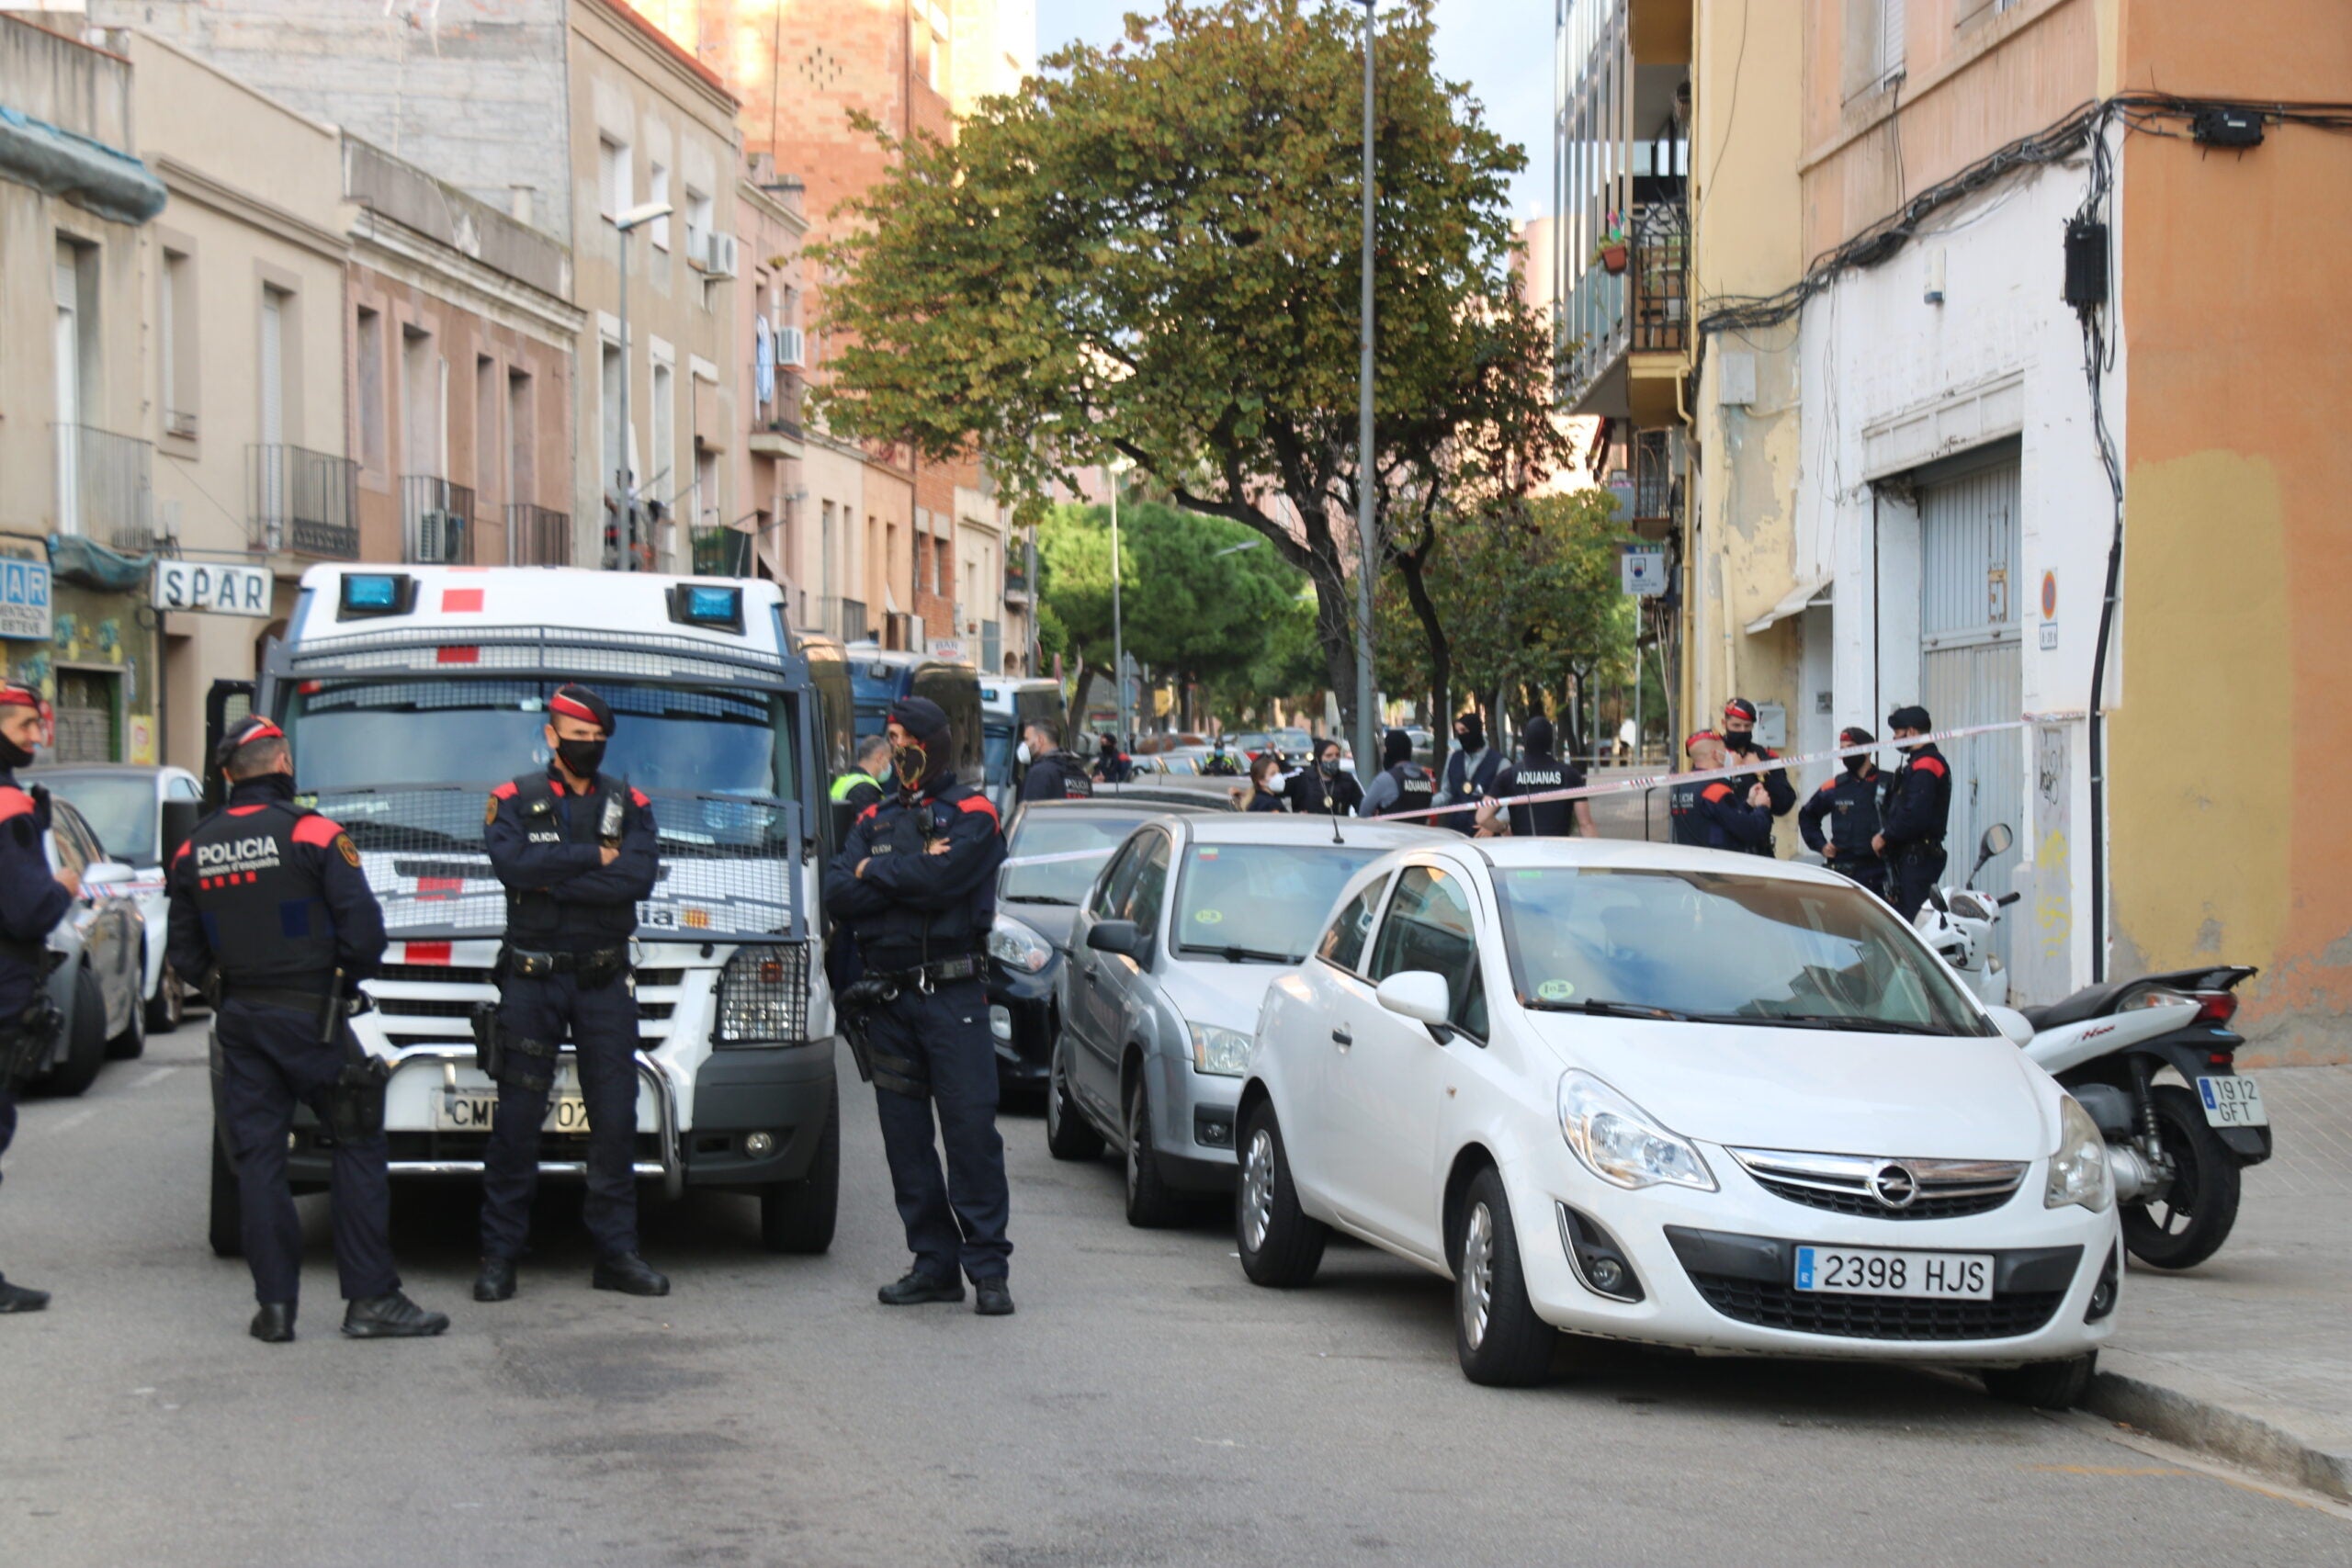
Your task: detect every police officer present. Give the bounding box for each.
[167,716,447,1343]
[1017,718,1094,803]
[831,734,893,815]
[1435,710,1503,833]
[1093,732,1134,784]
[474,683,668,1303]
[1285,738,1364,817]
[1720,698,1795,854]
[1669,733,1773,851]
[1873,705,1952,919]
[1667,730,1719,846]
[1476,716,1593,838]
[1357,728,1435,818]
[823,698,1013,1316]
[1200,735,1243,777]
[0,684,73,1315]
[1799,728,1889,899]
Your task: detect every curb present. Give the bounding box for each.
[2084,1366,2352,1504]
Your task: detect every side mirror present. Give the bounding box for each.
[1984,1005,2035,1048]
[1980,822,2014,860]
[1086,919,1144,958]
[160,798,202,866]
[1375,970,1453,1031]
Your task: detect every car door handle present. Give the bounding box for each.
[1330,1027,1352,1048]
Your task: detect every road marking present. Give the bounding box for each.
[43,1108,96,1135]
[131,1066,175,1089]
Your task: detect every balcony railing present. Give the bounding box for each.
[749,363,806,441]
[1633,428,1675,525]
[51,423,152,542]
[248,444,359,558]
[689,523,753,578]
[505,503,571,567]
[1004,559,1032,603]
[1558,200,1688,409]
[401,475,478,565]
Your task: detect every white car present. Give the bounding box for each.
[28,762,205,1032]
[1237,838,2120,1403]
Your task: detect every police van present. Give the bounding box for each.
[205,565,838,1256]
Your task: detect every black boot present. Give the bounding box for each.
[975,1279,1015,1317]
[343,1292,451,1339]
[0,1279,49,1314]
[877,1270,965,1306]
[250,1302,296,1343]
[473,1257,517,1303]
[592,1253,671,1297]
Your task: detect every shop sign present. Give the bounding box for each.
[0,559,52,640]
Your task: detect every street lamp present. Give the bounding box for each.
[614,199,673,570]
[1351,0,1379,770]
[1211,537,1264,558]
[1105,456,1132,747]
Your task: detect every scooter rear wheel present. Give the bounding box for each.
[2120,1084,2241,1270]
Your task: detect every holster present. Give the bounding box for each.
[470,1000,505,1081]
[832,976,928,1098]
[0,997,62,1090]
[323,1026,391,1141]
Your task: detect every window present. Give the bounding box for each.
[401,323,440,476]
[474,355,499,509]
[1091,836,1147,919]
[1842,0,1905,101]
[160,249,198,438]
[1127,833,1171,938]
[258,286,290,451]
[648,162,671,250]
[600,339,625,491]
[598,136,631,220]
[684,187,714,268]
[507,368,536,506]
[650,358,674,498]
[1319,876,1388,972]
[1368,864,1487,1037]
[356,306,385,471]
[695,446,718,528]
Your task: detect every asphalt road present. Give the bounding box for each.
[2,1023,2345,1568]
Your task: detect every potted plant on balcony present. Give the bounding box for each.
[1595,211,1628,276]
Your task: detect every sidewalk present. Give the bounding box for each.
[2086,1064,2352,1500]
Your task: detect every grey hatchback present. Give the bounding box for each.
[1046,813,1449,1225]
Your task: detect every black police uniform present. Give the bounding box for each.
[1365,761,1436,818]
[1691,780,1774,852]
[1019,749,1094,803]
[166,774,398,1311]
[1881,742,1953,919]
[1244,784,1288,814]
[1437,745,1503,834]
[1723,738,1795,856]
[1668,773,1708,846]
[1799,768,1888,899]
[823,769,1011,1288]
[0,765,69,1312]
[1285,764,1363,818]
[1490,749,1587,837]
[479,763,659,1266]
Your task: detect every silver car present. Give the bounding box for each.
[1046,813,1449,1225]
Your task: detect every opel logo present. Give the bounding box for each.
[1869,1162,1920,1210]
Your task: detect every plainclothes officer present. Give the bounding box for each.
[1285,738,1363,817]
[822,698,1013,1316]
[1435,711,1502,833]
[1873,705,1953,919]
[1358,728,1436,818]
[1093,733,1134,784]
[1667,730,1720,847]
[1799,728,1889,900]
[1719,698,1795,854]
[1018,718,1094,803]
[831,734,893,815]
[474,683,668,1304]
[166,716,447,1344]
[0,685,74,1315]
[1478,716,1593,838]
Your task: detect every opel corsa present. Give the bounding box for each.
[1236,839,2119,1401]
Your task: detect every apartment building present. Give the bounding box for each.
[0,17,166,762]
[735,154,808,602]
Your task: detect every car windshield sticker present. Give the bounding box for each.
[1198,848,1219,859]
[1193,908,1224,924]
[1537,979,1576,1001]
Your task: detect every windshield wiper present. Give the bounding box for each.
[1523,997,1691,1021]
[1181,944,1295,964]
[1712,1011,1952,1036]
[1003,893,1075,906]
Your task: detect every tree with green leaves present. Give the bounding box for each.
[811,0,1564,750]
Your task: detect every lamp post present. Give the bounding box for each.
[614,199,673,570]
[1211,537,1264,559]
[1351,0,1379,772]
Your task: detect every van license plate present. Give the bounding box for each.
[1792,1247,1993,1300]
[2196,1075,2267,1128]
[434,1089,591,1134]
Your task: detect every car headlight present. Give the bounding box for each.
[986,914,1054,976]
[1556,1071,1715,1192]
[2044,1094,2114,1213]
[1187,1021,1251,1077]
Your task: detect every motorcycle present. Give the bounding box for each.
[1913,824,2270,1270]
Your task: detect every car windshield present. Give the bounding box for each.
[286,678,793,798]
[1494,867,1990,1036]
[1172,841,1389,963]
[1002,812,1147,906]
[35,773,154,864]
[983,727,1014,786]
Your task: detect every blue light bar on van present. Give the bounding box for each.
[338,572,415,619]
[667,583,744,634]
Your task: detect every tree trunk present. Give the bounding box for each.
[1395,547,1451,783]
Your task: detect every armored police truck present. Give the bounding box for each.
[204,565,838,1256]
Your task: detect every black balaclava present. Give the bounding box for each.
[1455,711,1485,752]
[889,696,954,795]
[549,683,616,779]
[1382,728,1413,769]
[1521,715,1555,758]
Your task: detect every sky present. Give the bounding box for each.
[1029,1,1555,220]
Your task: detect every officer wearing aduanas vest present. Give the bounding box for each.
[473,683,668,1304]
[167,715,447,1343]
[1358,728,1435,818]
[0,683,74,1316]
[1479,716,1594,838]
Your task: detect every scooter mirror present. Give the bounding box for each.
[1979,822,2014,861]
[1984,1005,2035,1047]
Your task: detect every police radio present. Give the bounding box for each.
[600,777,628,849]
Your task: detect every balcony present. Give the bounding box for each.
[818,595,869,643]
[401,476,478,565]
[1558,200,1688,419]
[51,423,152,543]
[689,523,753,578]
[748,365,806,456]
[248,444,359,558]
[505,503,571,567]
[1004,558,1033,604]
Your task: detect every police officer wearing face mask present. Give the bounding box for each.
[1285,738,1363,817]
[1872,705,1952,919]
[1668,730,1720,846]
[0,684,75,1315]
[1357,728,1435,818]
[1017,718,1093,802]
[831,734,893,815]
[1799,728,1888,899]
[1719,698,1795,854]
[167,715,447,1343]
[1477,716,1594,838]
[1436,711,1502,833]
[824,697,1013,1315]
[474,683,667,1304]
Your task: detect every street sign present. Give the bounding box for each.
[0,558,52,640]
[154,559,273,617]
[927,637,967,662]
[1621,546,1667,597]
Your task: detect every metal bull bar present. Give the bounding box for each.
[378,1043,684,1200]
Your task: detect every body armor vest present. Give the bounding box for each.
[187,801,342,987]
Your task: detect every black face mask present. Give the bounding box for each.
[1317,756,1340,776]
[1724,728,1754,754]
[0,732,34,773]
[1456,720,1484,752]
[1844,755,1872,779]
[556,737,607,779]
[246,771,298,802]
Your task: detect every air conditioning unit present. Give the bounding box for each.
[706,231,739,279]
[775,325,806,368]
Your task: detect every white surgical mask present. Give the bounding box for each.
[1015,740,1033,765]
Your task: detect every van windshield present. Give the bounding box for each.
[286,679,792,798]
